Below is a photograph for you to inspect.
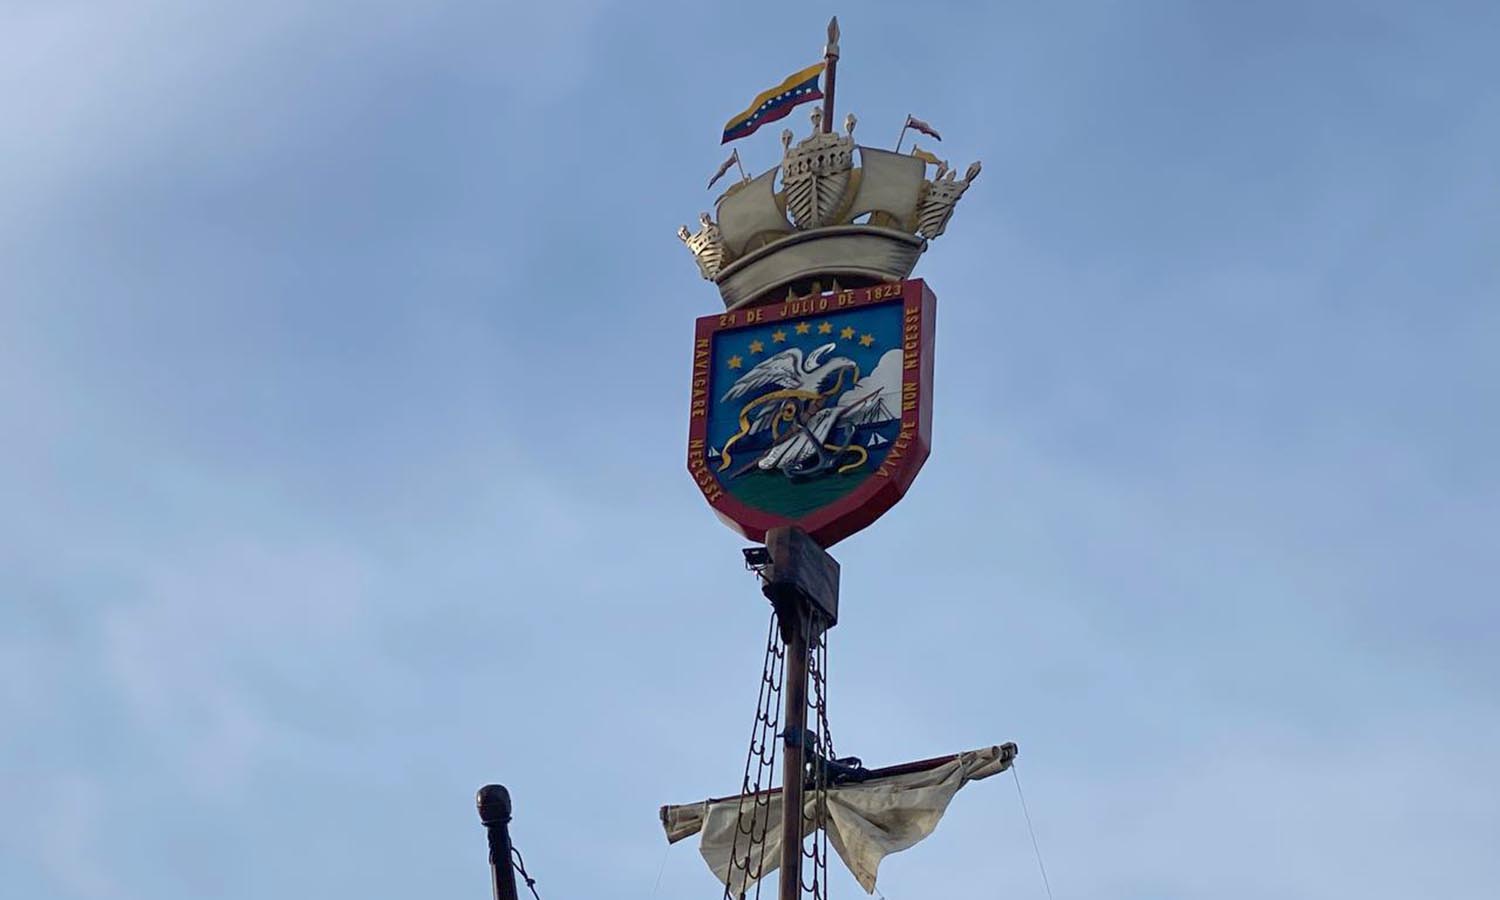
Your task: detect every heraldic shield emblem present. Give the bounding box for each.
[688,279,935,546]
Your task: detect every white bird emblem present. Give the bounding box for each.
[721,343,858,403]
[718,343,864,475]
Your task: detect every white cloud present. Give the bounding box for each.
[0,0,613,238]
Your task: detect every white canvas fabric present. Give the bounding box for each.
[660,744,1014,893]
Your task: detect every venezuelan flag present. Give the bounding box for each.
[721,62,825,144]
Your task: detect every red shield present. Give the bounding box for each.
[687,279,935,547]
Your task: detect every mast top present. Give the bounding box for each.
[820,17,839,133]
[476,784,512,826]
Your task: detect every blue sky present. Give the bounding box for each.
[2,2,1496,898]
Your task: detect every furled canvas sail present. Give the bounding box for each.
[660,744,1015,893]
[716,169,794,258]
[844,147,927,229]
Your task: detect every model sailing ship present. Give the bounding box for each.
[479,18,1017,900]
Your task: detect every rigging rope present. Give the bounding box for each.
[646,843,670,900]
[1010,763,1054,900]
[511,845,544,900]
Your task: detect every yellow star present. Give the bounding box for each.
[818,322,833,334]
[794,321,811,335]
[839,326,855,340]
[859,333,875,347]
[772,329,787,343]
[749,339,764,354]
[728,355,743,369]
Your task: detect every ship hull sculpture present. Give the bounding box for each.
[682,99,979,311]
[672,18,1018,900]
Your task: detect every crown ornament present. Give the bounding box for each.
[680,31,979,310]
[677,213,725,281]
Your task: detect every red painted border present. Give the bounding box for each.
[687,279,936,547]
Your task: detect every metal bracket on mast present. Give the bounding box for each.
[756,526,839,640]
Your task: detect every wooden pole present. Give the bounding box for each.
[477,785,521,900]
[760,525,839,900]
[821,17,839,134]
[702,752,963,805]
[778,612,809,900]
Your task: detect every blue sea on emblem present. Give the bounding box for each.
[706,302,903,518]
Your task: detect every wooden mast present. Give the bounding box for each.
[762,526,840,900]
[773,28,841,899]
[778,618,810,900]
[476,785,521,900]
[820,17,839,133]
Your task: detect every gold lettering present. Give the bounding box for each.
[693,338,713,414]
[903,307,921,364]
[687,446,724,500]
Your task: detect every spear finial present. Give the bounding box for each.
[820,17,840,133]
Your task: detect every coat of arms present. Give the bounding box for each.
[681,18,975,547]
[689,280,933,546]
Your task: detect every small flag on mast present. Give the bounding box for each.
[707,149,744,190]
[722,62,826,144]
[910,145,944,167]
[905,115,942,141]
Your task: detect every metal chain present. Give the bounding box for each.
[725,611,836,900]
[753,640,786,900]
[723,609,786,900]
[816,632,831,900]
[801,629,832,900]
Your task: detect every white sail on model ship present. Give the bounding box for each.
[661,743,1017,893]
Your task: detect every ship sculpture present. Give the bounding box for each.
[680,109,980,309]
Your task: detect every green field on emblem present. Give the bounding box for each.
[726,469,865,518]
